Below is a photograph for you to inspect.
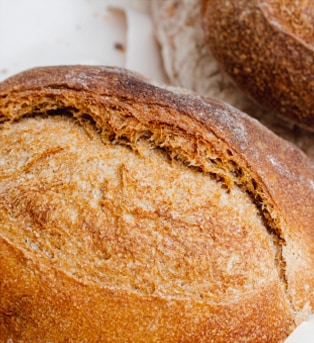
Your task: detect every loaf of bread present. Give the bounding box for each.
[0,65,313,342]
[201,0,314,131]
[151,0,314,160]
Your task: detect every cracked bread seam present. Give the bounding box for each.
[0,88,293,318]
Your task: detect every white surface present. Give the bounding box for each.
[0,0,164,82]
[124,6,166,81]
[0,0,313,341]
[285,315,314,343]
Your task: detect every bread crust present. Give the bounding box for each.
[201,0,314,130]
[0,65,313,342]
[151,0,314,160]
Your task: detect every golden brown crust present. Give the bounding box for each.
[0,65,314,342]
[201,0,314,130]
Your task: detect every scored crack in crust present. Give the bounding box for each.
[0,65,313,342]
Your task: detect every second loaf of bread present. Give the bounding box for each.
[151,0,314,159]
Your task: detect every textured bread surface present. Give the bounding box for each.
[151,0,314,159]
[0,65,314,342]
[201,0,314,130]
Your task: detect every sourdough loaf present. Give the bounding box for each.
[0,65,314,342]
[201,0,314,130]
[151,0,314,159]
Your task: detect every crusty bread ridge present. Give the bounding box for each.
[151,0,314,160]
[0,65,313,342]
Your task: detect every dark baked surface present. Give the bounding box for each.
[201,0,314,130]
[0,65,313,342]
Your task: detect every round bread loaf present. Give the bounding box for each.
[0,66,313,342]
[151,0,314,160]
[201,0,314,130]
